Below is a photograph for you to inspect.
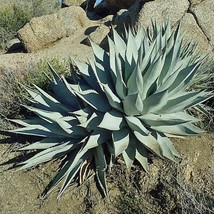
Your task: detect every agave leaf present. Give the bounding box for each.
[90,40,105,61]
[10,124,70,138]
[169,23,183,69]
[160,20,171,49]
[58,159,83,198]
[47,62,60,83]
[108,36,117,84]
[158,33,177,83]
[79,112,102,130]
[142,53,166,99]
[11,116,87,138]
[135,141,149,173]
[23,105,74,134]
[140,39,157,75]
[19,141,78,170]
[151,123,203,136]
[123,94,143,116]
[70,86,111,112]
[134,131,163,158]
[113,28,126,57]
[151,19,159,40]
[139,112,199,127]
[142,90,168,114]
[79,155,93,185]
[74,59,103,93]
[115,52,127,99]
[82,130,110,152]
[98,110,125,131]
[46,154,76,195]
[127,63,144,96]
[159,91,212,113]
[58,148,93,197]
[112,128,130,157]
[101,83,123,111]
[88,58,113,90]
[24,86,57,110]
[125,116,150,135]
[155,132,179,161]
[168,62,201,94]
[135,26,146,49]
[33,84,71,113]
[19,138,66,150]
[193,103,212,116]
[48,63,80,110]
[156,57,192,93]
[158,132,180,158]
[94,145,108,196]
[124,56,137,82]
[126,29,138,64]
[10,118,48,126]
[122,137,136,170]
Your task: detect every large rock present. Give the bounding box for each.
[62,0,85,6]
[82,25,111,49]
[116,0,214,54]
[191,0,214,47]
[18,6,91,52]
[180,13,212,53]
[135,0,190,27]
[189,0,204,6]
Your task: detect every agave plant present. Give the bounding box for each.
[9,21,212,197]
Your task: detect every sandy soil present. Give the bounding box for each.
[0,132,213,214]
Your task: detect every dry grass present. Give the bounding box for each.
[0,58,69,129]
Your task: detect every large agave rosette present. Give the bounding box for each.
[10,21,212,197]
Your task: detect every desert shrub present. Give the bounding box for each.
[174,181,214,214]
[0,58,69,123]
[5,21,213,198]
[0,6,30,49]
[0,0,60,50]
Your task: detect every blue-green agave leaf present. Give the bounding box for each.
[134,131,163,158]
[123,93,143,116]
[139,112,199,127]
[142,90,168,114]
[19,141,77,170]
[18,138,67,150]
[159,91,212,113]
[112,28,126,57]
[94,145,108,196]
[135,141,149,173]
[98,110,125,131]
[46,153,77,195]
[122,136,136,170]
[125,116,150,135]
[112,128,130,157]
[102,83,123,111]
[151,123,203,136]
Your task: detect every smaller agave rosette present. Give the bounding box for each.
[10,21,212,197]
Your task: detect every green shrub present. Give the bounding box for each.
[0,6,30,49]
[6,21,213,197]
[0,0,60,50]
